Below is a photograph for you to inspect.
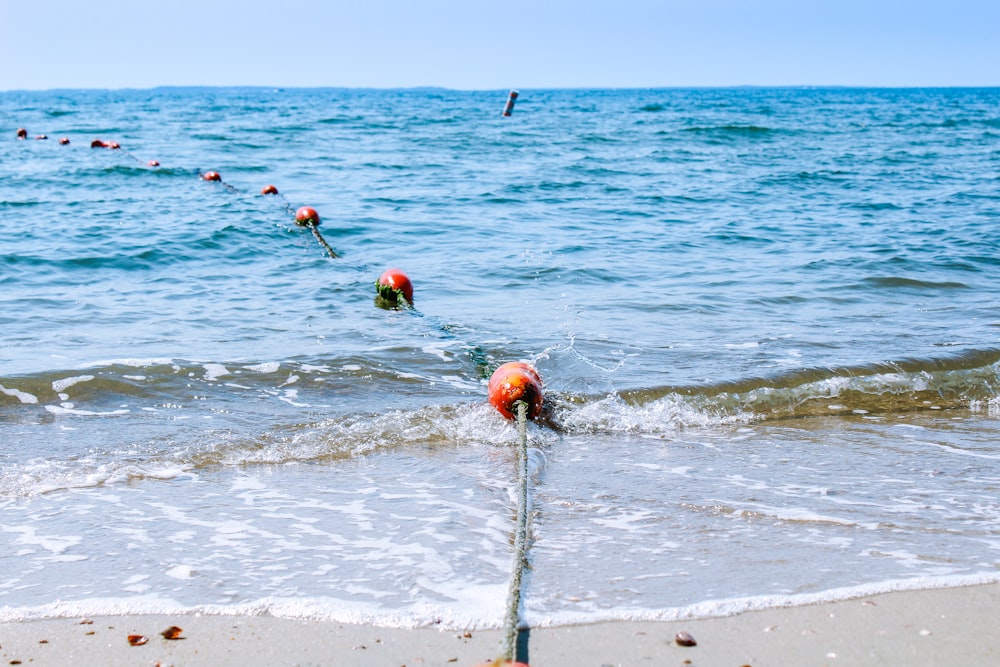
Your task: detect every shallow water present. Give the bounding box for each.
[2,86,999,626]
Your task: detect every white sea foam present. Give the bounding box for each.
[203,363,230,381]
[51,375,95,393]
[43,405,130,416]
[1,575,996,629]
[0,384,38,404]
[245,362,281,373]
[521,573,1000,627]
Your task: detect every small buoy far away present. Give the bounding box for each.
[295,206,320,226]
[91,139,108,148]
[108,141,121,150]
[261,184,279,195]
[488,362,543,420]
[148,160,160,167]
[35,134,48,140]
[16,128,27,139]
[375,268,414,306]
[502,90,519,117]
[59,137,70,145]
[202,171,222,181]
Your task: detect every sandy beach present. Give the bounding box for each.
[2,582,997,666]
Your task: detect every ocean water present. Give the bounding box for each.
[2,86,999,627]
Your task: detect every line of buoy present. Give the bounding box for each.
[16,119,545,666]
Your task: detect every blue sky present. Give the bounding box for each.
[2,0,997,90]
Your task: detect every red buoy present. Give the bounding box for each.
[91,139,108,148]
[35,134,48,140]
[295,206,320,226]
[16,128,27,139]
[202,171,221,181]
[148,160,160,167]
[488,362,543,420]
[261,184,279,195]
[375,268,414,305]
[108,141,121,149]
[59,137,70,145]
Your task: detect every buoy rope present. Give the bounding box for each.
[303,221,338,259]
[498,399,531,664]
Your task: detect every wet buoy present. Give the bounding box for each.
[108,141,121,149]
[35,134,48,140]
[488,362,543,420]
[148,160,160,167]
[16,128,27,139]
[502,90,519,117]
[261,184,279,195]
[295,206,320,226]
[375,268,414,305]
[202,171,222,182]
[59,137,70,145]
[90,139,108,148]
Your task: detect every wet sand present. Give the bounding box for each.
[2,582,998,666]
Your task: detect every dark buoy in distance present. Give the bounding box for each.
[59,137,70,145]
[488,361,543,420]
[148,160,160,167]
[91,139,108,148]
[261,184,279,195]
[502,90,519,117]
[375,268,413,306]
[295,206,320,226]
[16,128,27,139]
[202,171,222,181]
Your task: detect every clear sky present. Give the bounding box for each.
[2,0,997,91]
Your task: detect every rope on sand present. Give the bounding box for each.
[498,399,530,663]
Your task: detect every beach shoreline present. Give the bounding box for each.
[2,582,997,666]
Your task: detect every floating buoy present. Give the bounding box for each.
[488,362,543,420]
[59,137,70,145]
[148,160,160,167]
[295,206,320,226]
[502,90,519,117]
[202,171,222,182]
[90,139,108,148]
[108,141,121,150]
[261,184,279,195]
[375,268,413,306]
[35,134,48,140]
[16,128,27,139]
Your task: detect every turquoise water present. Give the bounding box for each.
[1,87,999,626]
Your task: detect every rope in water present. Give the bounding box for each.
[303,221,337,259]
[498,399,531,664]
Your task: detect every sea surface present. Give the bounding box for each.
[1,86,999,628]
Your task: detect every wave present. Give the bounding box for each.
[1,573,997,627]
[3,348,999,427]
[608,348,1000,422]
[3,349,999,498]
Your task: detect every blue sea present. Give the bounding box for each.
[2,87,999,628]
